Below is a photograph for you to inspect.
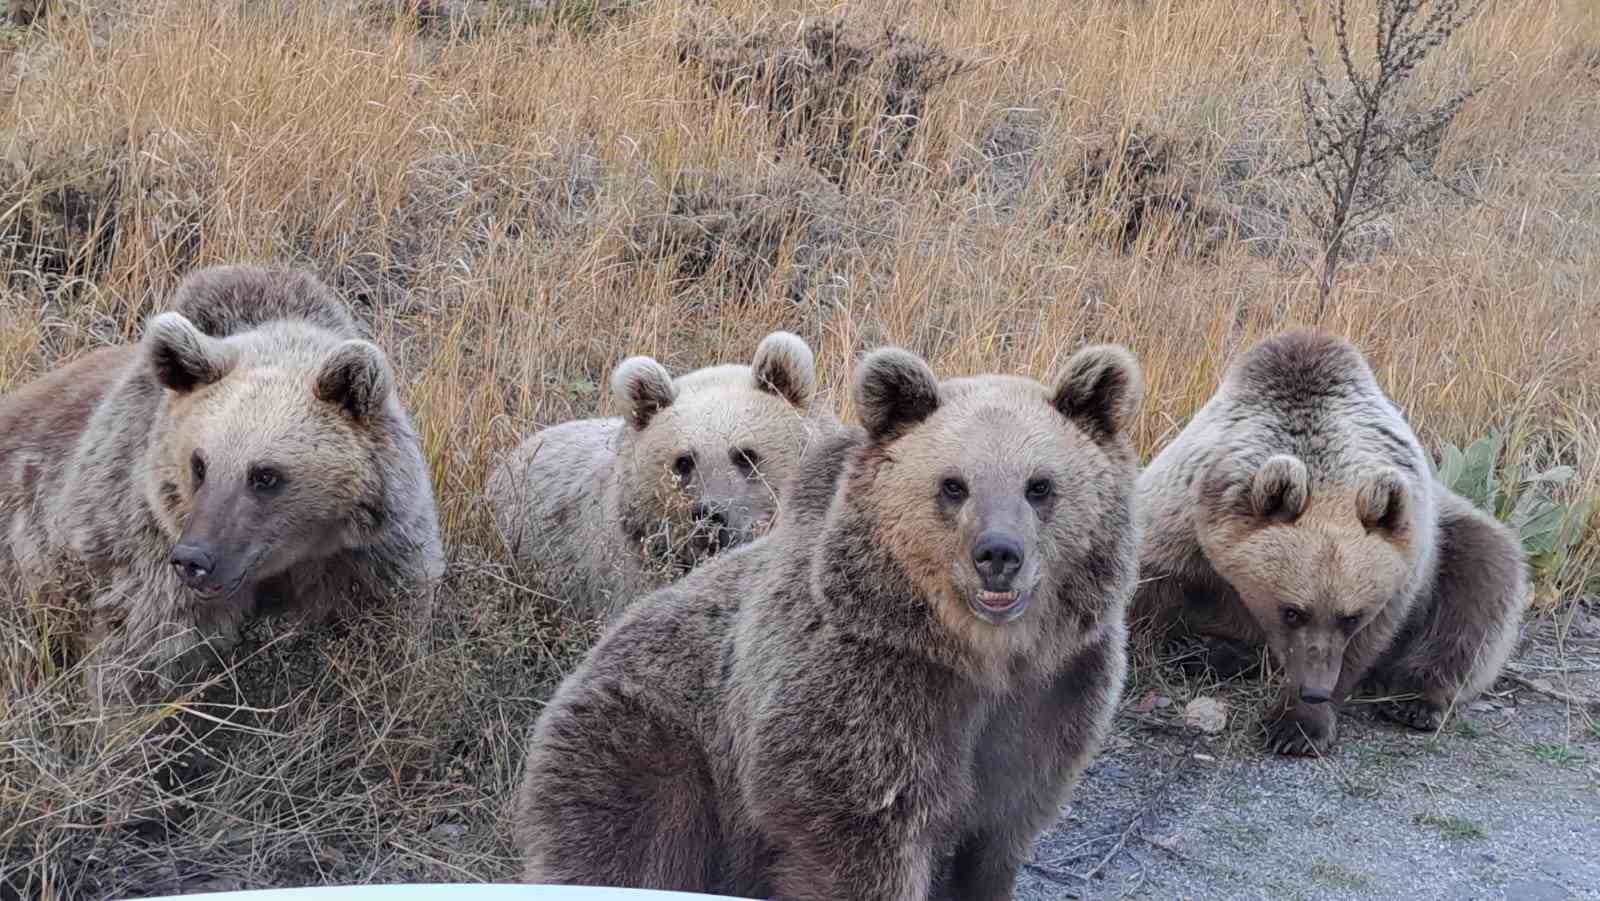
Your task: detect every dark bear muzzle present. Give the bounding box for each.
[170,542,221,595]
[972,530,1025,592]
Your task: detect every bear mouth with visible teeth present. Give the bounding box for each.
[969,587,1030,624]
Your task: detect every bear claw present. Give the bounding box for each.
[1375,698,1445,732]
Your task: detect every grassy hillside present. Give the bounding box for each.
[1,0,1597,894]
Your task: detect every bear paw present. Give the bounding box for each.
[1375,698,1445,732]
[1168,636,1263,681]
[1264,701,1337,757]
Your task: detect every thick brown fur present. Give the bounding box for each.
[513,344,1143,900]
[485,332,834,621]
[0,264,445,705]
[1132,330,1528,755]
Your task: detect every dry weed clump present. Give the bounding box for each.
[0,557,587,896]
[675,15,969,184]
[1044,129,1291,260]
[0,136,124,287]
[622,163,875,306]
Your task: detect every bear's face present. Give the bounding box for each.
[141,312,392,604]
[610,332,817,568]
[1196,455,1417,702]
[854,345,1142,651]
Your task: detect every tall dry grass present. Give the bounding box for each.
[1,0,1597,894]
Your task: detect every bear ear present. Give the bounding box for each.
[1050,344,1143,441]
[1249,454,1310,523]
[1356,467,1410,535]
[315,340,393,420]
[854,347,940,443]
[750,331,816,410]
[610,356,677,430]
[144,312,234,393]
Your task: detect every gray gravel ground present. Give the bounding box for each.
[1016,612,1600,901]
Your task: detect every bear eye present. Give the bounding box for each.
[673,454,696,479]
[1281,606,1307,628]
[1337,613,1362,631]
[940,478,968,502]
[190,451,207,486]
[732,447,762,475]
[1025,478,1054,501]
[249,466,284,493]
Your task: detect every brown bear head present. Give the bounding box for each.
[610,331,817,570]
[850,343,1142,661]
[140,311,396,606]
[1194,454,1420,703]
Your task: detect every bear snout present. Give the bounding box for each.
[170,542,219,593]
[972,530,1025,591]
[691,499,728,529]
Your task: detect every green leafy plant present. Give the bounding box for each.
[1434,431,1590,583]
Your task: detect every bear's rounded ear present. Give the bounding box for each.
[1250,454,1310,523]
[1051,344,1143,441]
[316,340,393,421]
[610,356,676,430]
[1356,467,1409,535]
[144,312,235,393]
[751,331,816,410]
[854,347,940,443]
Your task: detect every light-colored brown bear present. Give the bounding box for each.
[485,332,828,620]
[513,343,1144,900]
[0,264,444,705]
[1132,330,1528,755]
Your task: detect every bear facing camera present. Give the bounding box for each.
[0,264,445,709]
[1131,330,1530,756]
[485,331,836,622]
[513,343,1143,899]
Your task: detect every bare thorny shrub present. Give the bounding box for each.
[1288,0,1489,312]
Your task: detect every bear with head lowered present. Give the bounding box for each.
[512,342,1143,900]
[1133,330,1528,755]
[0,264,444,704]
[485,332,829,621]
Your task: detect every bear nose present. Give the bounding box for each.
[1299,686,1332,705]
[170,543,216,588]
[692,501,728,528]
[972,531,1025,588]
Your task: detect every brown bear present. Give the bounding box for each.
[0,264,445,705]
[512,343,1143,900]
[485,332,829,620]
[1132,330,1529,756]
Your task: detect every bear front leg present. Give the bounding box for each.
[515,680,719,890]
[935,829,1026,901]
[1370,498,1528,732]
[769,830,934,901]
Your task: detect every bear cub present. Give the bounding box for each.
[486,331,828,620]
[0,264,445,704]
[1133,330,1528,755]
[513,343,1143,901]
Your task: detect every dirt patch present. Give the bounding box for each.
[676,15,968,185]
[1019,608,1600,900]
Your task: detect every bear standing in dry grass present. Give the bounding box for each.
[1133,330,1528,756]
[513,343,1143,899]
[485,332,828,620]
[0,264,445,704]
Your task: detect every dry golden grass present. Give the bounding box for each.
[1,0,1598,893]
